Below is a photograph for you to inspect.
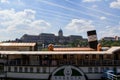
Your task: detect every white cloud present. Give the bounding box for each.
[92,5,98,8]
[110,0,120,9]
[104,0,109,1]
[100,16,106,20]
[0,0,9,3]
[65,19,95,33]
[82,0,101,2]
[99,26,120,38]
[119,21,120,24]
[0,9,51,40]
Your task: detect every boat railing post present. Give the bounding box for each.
[80,60,82,66]
[95,60,97,66]
[112,60,114,66]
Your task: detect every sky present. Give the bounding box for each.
[0,0,120,41]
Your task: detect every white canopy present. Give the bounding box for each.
[0,47,119,55]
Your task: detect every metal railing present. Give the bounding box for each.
[0,72,6,78]
[6,59,120,66]
[0,59,6,64]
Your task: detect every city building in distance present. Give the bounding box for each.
[14,29,87,46]
[101,36,120,41]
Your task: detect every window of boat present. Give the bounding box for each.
[63,54,67,59]
[44,55,49,60]
[0,54,6,59]
[36,67,40,73]
[94,67,99,73]
[100,67,104,73]
[48,55,52,59]
[88,67,93,73]
[99,55,103,60]
[85,55,89,59]
[79,54,84,60]
[24,67,28,72]
[0,65,4,73]
[56,54,60,59]
[29,46,32,51]
[38,55,42,60]
[42,67,46,73]
[70,55,74,59]
[0,47,3,50]
[0,54,2,58]
[14,67,17,72]
[8,66,11,72]
[19,67,22,72]
[106,55,112,59]
[51,60,57,66]
[43,55,52,60]
[30,67,33,72]
[92,54,96,59]
[105,67,109,70]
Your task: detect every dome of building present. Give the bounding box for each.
[58,29,63,37]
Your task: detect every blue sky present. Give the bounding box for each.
[0,0,120,41]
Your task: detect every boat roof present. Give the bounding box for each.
[0,43,36,47]
[107,47,120,53]
[53,47,94,51]
[0,51,110,55]
[0,47,119,55]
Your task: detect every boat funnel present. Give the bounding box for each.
[87,30,98,50]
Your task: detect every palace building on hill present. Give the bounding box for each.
[14,29,87,45]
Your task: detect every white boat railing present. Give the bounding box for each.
[0,72,6,79]
[6,60,120,66]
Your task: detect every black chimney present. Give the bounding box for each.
[87,30,98,50]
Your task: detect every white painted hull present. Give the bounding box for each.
[1,66,119,80]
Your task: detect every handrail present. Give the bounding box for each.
[6,60,120,66]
